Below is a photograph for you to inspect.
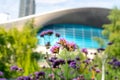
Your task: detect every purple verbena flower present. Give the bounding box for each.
[46,30,53,36]
[23,76,32,80]
[0,78,6,80]
[35,71,45,77]
[0,71,3,76]
[38,71,45,76]
[55,33,60,37]
[66,42,77,51]
[67,59,75,64]
[83,59,90,64]
[58,59,65,65]
[97,48,105,53]
[95,69,101,73]
[81,48,88,54]
[48,73,54,79]
[50,45,60,54]
[69,61,76,69]
[108,42,113,45]
[72,78,77,80]
[40,31,47,37]
[75,56,80,61]
[112,58,118,62]
[49,57,57,62]
[10,65,18,71]
[57,38,67,47]
[52,60,61,68]
[17,76,32,80]
[113,61,120,67]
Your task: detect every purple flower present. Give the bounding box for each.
[112,58,118,62]
[66,42,77,51]
[52,60,61,68]
[34,71,45,80]
[95,69,101,73]
[97,48,105,53]
[49,57,57,62]
[57,38,67,47]
[46,30,53,36]
[83,59,90,64]
[75,56,80,61]
[50,45,60,53]
[69,61,76,69]
[0,71,3,76]
[114,61,120,67]
[50,59,65,68]
[72,78,77,80]
[23,76,32,80]
[38,71,45,76]
[40,31,47,37]
[58,59,65,65]
[108,42,113,45]
[10,65,18,71]
[48,73,54,78]
[35,71,45,77]
[0,78,6,80]
[81,48,88,54]
[55,33,60,37]
[17,76,32,80]
[67,59,75,64]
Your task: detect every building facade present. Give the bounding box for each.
[0,8,110,48]
[19,0,35,17]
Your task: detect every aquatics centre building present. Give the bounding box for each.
[0,8,110,48]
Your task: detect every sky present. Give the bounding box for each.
[0,0,120,20]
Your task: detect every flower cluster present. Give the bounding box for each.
[17,76,32,80]
[0,78,6,80]
[50,38,77,54]
[57,38,67,47]
[0,71,6,80]
[83,58,91,65]
[10,65,23,72]
[81,48,88,55]
[58,38,77,51]
[69,60,76,69]
[40,30,53,37]
[34,71,45,79]
[108,58,120,68]
[49,57,79,69]
[49,57,65,68]
[16,71,45,80]
[40,30,60,49]
[0,71,3,76]
[97,48,105,53]
[66,42,77,51]
[50,45,60,54]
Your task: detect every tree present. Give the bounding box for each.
[102,8,120,58]
[0,20,40,78]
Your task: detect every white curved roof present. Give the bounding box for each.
[0,7,110,30]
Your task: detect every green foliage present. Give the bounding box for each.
[0,20,40,78]
[93,37,105,48]
[102,8,120,58]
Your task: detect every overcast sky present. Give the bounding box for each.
[0,0,120,20]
